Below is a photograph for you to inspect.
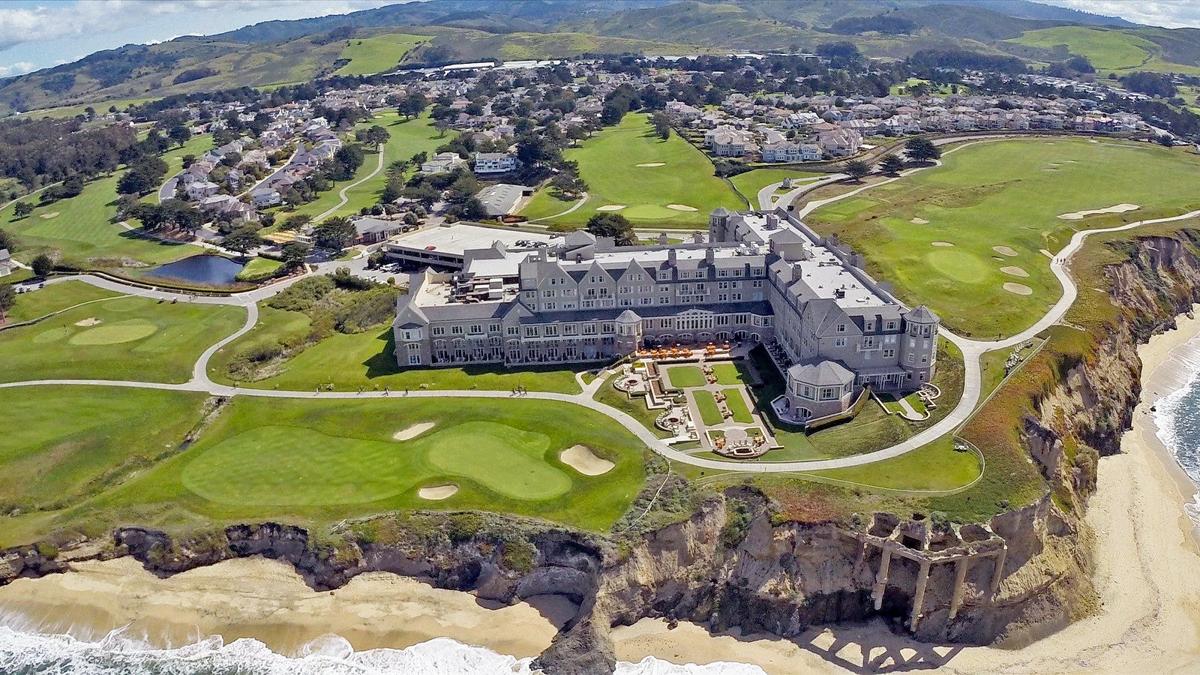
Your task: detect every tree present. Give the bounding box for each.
[905,137,941,163]
[167,124,192,147]
[356,125,391,147]
[12,202,33,218]
[117,156,168,196]
[586,213,635,246]
[281,213,312,231]
[0,228,13,252]
[281,241,311,269]
[844,160,870,181]
[0,284,13,322]
[651,112,671,140]
[31,253,54,278]
[222,227,262,255]
[398,92,428,120]
[461,197,487,220]
[879,154,905,175]
[314,216,356,250]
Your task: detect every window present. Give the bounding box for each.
[506,326,519,336]
[432,326,446,336]
[883,348,895,358]
[451,325,464,335]
[837,323,846,333]
[834,337,846,347]
[469,324,483,335]
[408,354,421,365]
[488,323,501,334]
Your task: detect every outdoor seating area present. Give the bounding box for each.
[635,341,735,363]
[708,427,769,459]
[611,360,698,443]
[874,383,942,422]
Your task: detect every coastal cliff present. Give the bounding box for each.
[2,233,1199,672]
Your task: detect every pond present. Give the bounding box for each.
[147,255,245,286]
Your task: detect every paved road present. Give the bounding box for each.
[12,144,1200,472]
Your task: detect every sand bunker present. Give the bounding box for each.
[910,217,929,224]
[993,245,1019,257]
[1003,282,1033,296]
[596,205,626,212]
[559,445,614,476]
[1040,248,1054,259]
[636,162,665,167]
[417,484,458,500]
[74,317,102,327]
[39,212,59,219]
[931,241,955,247]
[393,422,435,441]
[1000,266,1029,278]
[1058,203,1139,220]
[666,204,697,212]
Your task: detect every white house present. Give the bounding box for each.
[472,152,518,175]
[186,181,220,201]
[421,152,467,175]
[0,248,11,277]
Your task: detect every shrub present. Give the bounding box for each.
[333,286,399,333]
[267,275,335,312]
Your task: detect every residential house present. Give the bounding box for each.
[472,152,519,175]
[420,152,467,175]
[0,248,11,277]
[817,128,862,157]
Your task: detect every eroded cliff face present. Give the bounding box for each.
[2,236,1199,672]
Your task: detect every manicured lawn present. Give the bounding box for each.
[809,435,981,492]
[0,296,246,383]
[806,138,1200,338]
[723,388,754,423]
[665,364,706,388]
[693,390,724,426]
[335,33,429,76]
[729,168,823,202]
[521,188,579,221]
[1,173,194,267]
[710,362,752,385]
[520,113,743,228]
[5,281,121,323]
[236,257,283,282]
[0,386,206,531]
[211,319,582,393]
[83,396,648,533]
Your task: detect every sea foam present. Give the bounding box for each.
[0,621,768,675]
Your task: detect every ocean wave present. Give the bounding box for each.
[0,622,767,675]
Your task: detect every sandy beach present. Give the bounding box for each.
[0,556,571,659]
[613,312,1200,673]
[4,321,1200,672]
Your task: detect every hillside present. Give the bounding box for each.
[3,0,1200,116]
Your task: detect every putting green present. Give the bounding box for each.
[32,327,72,344]
[924,249,991,284]
[425,422,571,500]
[622,204,682,220]
[183,426,418,506]
[68,319,159,345]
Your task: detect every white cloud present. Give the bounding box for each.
[1039,0,1200,29]
[0,0,397,52]
[0,60,35,77]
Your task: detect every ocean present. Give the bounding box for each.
[0,615,768,675]
[1152,333,1200,523]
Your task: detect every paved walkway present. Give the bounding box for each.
[525,191,589,223]
[9,140,1200,473]
[314,143,385,223]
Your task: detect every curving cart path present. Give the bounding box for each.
[7,145,1200,472]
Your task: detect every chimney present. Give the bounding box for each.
[668,248,677,266]
[765,213,779,229]
[792,263,804,281]
[705,248,715,265]
[658,232,669,245]
[692,232,705,244]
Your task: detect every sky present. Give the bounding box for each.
[1,0,1199,79]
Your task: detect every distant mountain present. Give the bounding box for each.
[0,0,1196,117]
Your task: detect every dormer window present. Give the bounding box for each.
[837,323,846,333]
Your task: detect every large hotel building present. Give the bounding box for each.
[392,209,939,420]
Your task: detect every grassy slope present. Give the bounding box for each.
[1007,26,1200,74]
[521,113,743,228]
[336,34,428,76]
[23,395,646,540]
[208,316,582,394]
[0,296,245,383]
[806,138,1200,338]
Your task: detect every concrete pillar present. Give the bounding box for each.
[949,558,970,620]
[909,559,931,631]
[989,547,1008,602]
[872,546,892,610]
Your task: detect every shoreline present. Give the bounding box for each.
[4,316,1200,672]
[612,312,1200,672]
[0,556,571,659]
